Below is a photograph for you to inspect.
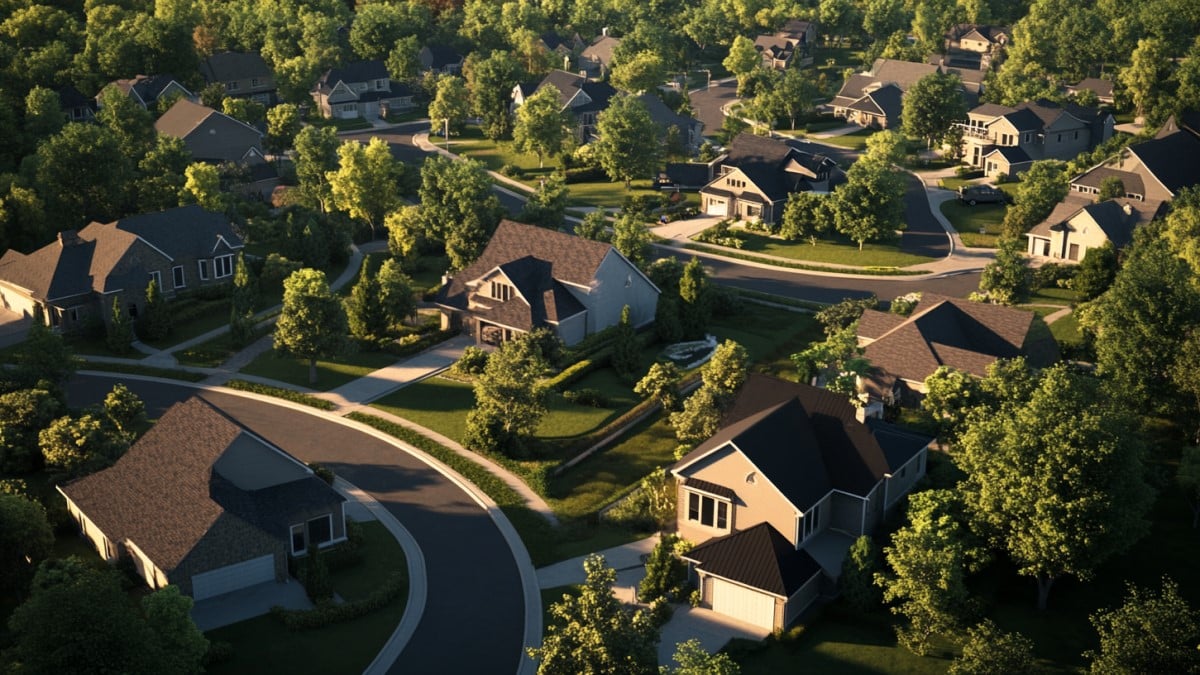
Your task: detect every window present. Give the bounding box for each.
[290,524,305,555]
[225,81,239,91]
[307,515,333,547]
[214,254,234,278]
[1023,133,1031,143]
[251,78,261,87]
[1074,130,1079,140]
[489,281,513,301]
[375,78,387,90]
[686,492,729,530]
[172,266,185,289]
[1056,133,1062,142]
[198,259,210,281]
[341,103,357,113]
[149,270,162,289]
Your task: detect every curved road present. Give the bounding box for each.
[67,374,527,675]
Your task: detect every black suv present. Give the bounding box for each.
[957,185,1009,205]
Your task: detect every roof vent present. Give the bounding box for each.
[57,230,81,247]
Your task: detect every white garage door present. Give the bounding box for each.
[0,286,36,319]
[191,554,275,600]
[706,199,727,216]
[711,578,776,631]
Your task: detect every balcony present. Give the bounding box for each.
[955,123,991,140]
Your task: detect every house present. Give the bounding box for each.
[59,397,346,600]
[54,84,96,122]
[579,34,621,79]
[854,293,1058,402]
[513,69,617,140]
[778,19,819,49]
[699,133,842,223]
[154,98,278,197]
[637,93,704,151]
[753,19,817,70]
[1025,197,1157,261]
[1065,78,1115,106]
[200,52,278,106]
[435,220,659,346]
[1066,117,1200,205]
[945,24,1009,54]
[311,60,415,120]
[831,59,972,129]
[418,45,464,75]
[539,31,585,57]
[102,74,193,110]
[0,205,243,330]
[957,99,1114,178]
[673,374,932,631]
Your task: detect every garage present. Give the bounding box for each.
[710,577,777,631]
[0,284,36,319]
[706,198,727,216]
[191,554,276,600]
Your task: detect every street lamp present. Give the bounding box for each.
[443,117,449,151]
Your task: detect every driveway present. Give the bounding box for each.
[899,172,952,258]
[66,374,530,675]
[0,308,29,349]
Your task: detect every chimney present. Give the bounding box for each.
[57,230,81,247]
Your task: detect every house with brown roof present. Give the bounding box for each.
[855,294,1058,402]
[1026,197,1157,262]
[832,59,973,129]
[155,99,266,165]
[0,205,243,330]
[512,70,618,141]
[435,220,659,346]
[579,33,621,79]
[957,99,1114,178]
[311,60,415,120]
[699,133,842,223]
[59,397,346,601]
[200,52,278,107]
[673,374,931,631]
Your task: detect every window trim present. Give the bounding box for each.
[308,514,334,548]
[685,490,730,531]
[172,265,186,289]
[214,254,234,279]
[290,524,306,555]
[149,270,162,289]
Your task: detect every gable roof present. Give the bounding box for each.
[200,52,273,84]
[869,58,942,90]
[60,398,343,573]
[948,24,1009,43]
[674,375,914,512]
[832,73,878,108]
[636,93,699,134]
[1067,78,1114,99]
[108,74,189,105]
[1072,166,1145,197]
[420,44,463,69]
[847,83,903,121]
[1126,129,1200,196]
[859,294,1039,381]
[581,35,621,66]
[983,145,1033,165]
[155,99,261,143]
[536,70,617,113]
[709,133,838,202]
[1028,197,1152,250]
[318,60,390,88]
[682,522,822,597]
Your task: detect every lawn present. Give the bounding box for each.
[1029,286,1079,306]
[709,304,821,378]
[939,201,1006,249]
[808,128,875,150]
[566,178,664,209]
[206,521,408,675]
[1048,311,1083,349]
[371,376,475,441]
[701,229,936,268]
[450,126,560,185]
[240,348,404,391]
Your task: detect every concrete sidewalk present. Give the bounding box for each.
[316,334,473,408]
[536,535,659,589]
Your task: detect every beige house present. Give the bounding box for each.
[436,220,659,346]
[673,375,931,631]
[945,24,1009,54]
[958,100,1114,178]
[1026,197,1157,262]
[59,398,346,601]
[699,133,841,223]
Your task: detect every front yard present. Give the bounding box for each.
[939,200,1007,248]
[694,227,936,268]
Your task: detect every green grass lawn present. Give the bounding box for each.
[710,304,822,379]
[240,348,404,391]
[706,229,935,268]
[808,128,875,150]
[371,376,475,441]
[567,178,663,209]
[1048,311,1083,348]
[451,126,559,183]
[206,521,407,675]
[939,201,1006,249]
[1029,286,1079,306]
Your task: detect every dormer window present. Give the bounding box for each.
[489,281,513,301]
[375,78,388,90]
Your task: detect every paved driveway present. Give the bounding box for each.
[899,173,952,258]
[0,308,29,348]
[67,374,529,675]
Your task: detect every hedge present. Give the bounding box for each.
[376,329,457,358]
[730,288,825,312]
[544,348,612,391]
[563,166,608,183]
[270,571,407,631]
[223,379,336,410]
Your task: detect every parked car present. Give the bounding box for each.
[958,185,1010,205]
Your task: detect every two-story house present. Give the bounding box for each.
[436,220,659,346]
[200,52,278,107]
[512,70,617,141]
[311,60,415,120]
[674,374,932,631]
[155,99,277,198]
[752,18,817,70]
[958,99,1114,178]
[0,205,243,330]
[102,74,193,110]
[698,133,842,223]
[418,45,465,75]
[579,33,620,79]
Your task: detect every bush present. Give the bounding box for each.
[270,571,407,631]
[639,534,688,604]
[299,543,333,602]
[562,388,609,407]
[453,346,490,375]
[544,350,612,391]
[222,380,336,410]
[499,163,524,178]
[376,330,457,359]
[1031,262,1077,290]
[308,462,335,485]
[563,166,608,183]
[204,641,234,666]
[622,193,668,215]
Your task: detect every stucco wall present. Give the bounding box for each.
[676,446,800,547]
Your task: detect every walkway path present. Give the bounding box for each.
[316,334,474,408]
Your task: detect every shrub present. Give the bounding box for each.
[1031,262,1077,290]
[562,388,609,407]
[222,380,336,410]
[204,641,234,666]
[376,330,457,359]
[544,350,612,391]
[299,542,333,602]
[622,193,668,215]
[308,462,335,485]
[270,571,407,631]
[890,292,921,316]
[563,166,607,183]
[454,346,490,375]
[639,534,688,604]
[499,163,524,178]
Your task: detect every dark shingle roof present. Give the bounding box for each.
[984,145,1033,165]
[1073,167,1145,196]
[870,58,942,90]
[683,477,737,501]
[999,108,1044,131]
[60,398,342,573]
[712,133,837,202]
[1067,78,1114,99]
[422,45,463,69]
[662,163,712,188]
[110,74,187,104]
[200,52,273,84]
[832,73,877,108]
[867,419,934,471]
[582,36,620,66]
[317,60,390,89]
[1127,130,1200,195]
[683,522,822,596]
[847,84,903,122]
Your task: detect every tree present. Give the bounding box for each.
[519,172,570,228]
[386,35,420,84]
[875,490,983,655]
[15,306,76,389]
[528,553,659,674]
[183,162,224,212]
[137,279,172,341]
[1085,578,1200,674]
[1096,175,1125,202]
[386,205,424,261]
[775,68,816,131]
[611,212,652,266]
[957,365,1154,610]
[612,306,642,379]
[574,210,610,242]
[327,138,403,240]
[265,103,301,157]
[141,586,208,675]
[464,334,549,455]
[790,325,869,400]
[902,72,968,148]
[815,297,878,336]
[0,493,53,601]
[274,268,351,385]
[378,258,417,327]
[862,0,911,42]
[949,620,1037,675]
[840,535,881,613]
[136,135,190,212]
[723,36,760,79]
[106,296,133,355]
[221,97,265,126]
[428,75,472,136]
[23,86,65,140]
[1072,241,1117,301]
[345,262,390,341]
[635,361,683,412]
[610,50,667,94]
[639,534,686,604]
[0,388,62,474]
[662,639,740,675]
[921,366,984,446]
[418,156,503,270]
[977,238,1029,304]
[593,95,663,189]
[95,85,156,157]
[293,125,340,211]
[31,122,131,227]
[349,2,429,61]
[819,0,862,46]
[1000,160,1068,238]
[830,132,906,250]
[102,383,145,438]
[39,413,129,477]
[466,51,524,140]
[230,251,259,347]
[1120,38,1172,120]
[1178,446,1200,528]
[703,339,749,398]
[678,257,711,340]
[513,87,569,168]
[670,385,723,444]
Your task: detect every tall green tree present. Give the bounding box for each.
[678,257,711,340]
[1085,578,1200,675]
[830,131,906,250]
[39,413,129,477]
[16,306,76,390]
[593,95,663,189]
[95,85,156,157]
[956,365,1154,610]
[22,86,65,141]
[519,172,570,228]
[0,388,61,474]
[0,493,54,601]
[137,279,172,342]
[671,339,749,443]
[428,75,472,136]
[611,305,641,379]
[349,2,430,61]
[1000,160,1068,238]
[513,87,569,168]
[465,50,525,140]
[775,68,816,131]
[274,268,351,385]
[265,103,302,157]
[418,156,503,270]
[327,138,403,240]
[377,258,417,327]
[293,125,341,212]
[528,554,659,674]
[183,163,224,212]
[977,238,1029,305]
[1120,38,1173,121]
[102,384,145,438]
[902,72,967,148]
[230,251,259,347]
[610,50,668,94]
[106,297,133,355]
[31,122,132,227]
[345,262,389,340]
[722,36,760,79]
[1072,241,1118,302]
[634,361,683,412]
[141,586,208,675]
[464,333,549,455]
[574,210,610,242]
[921,366,984,446]
[135,135,190,212]
[840,535,881,613]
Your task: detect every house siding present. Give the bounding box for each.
[885,448,927,509]
[554,312,588,346]
[677,446,800,547]
[570,250,659,334]
[183,116,263,163]
[62,493,119,563]
[828,491,864,536]
[783,572,822,627]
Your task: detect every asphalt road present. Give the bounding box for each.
[67,374,527,675]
